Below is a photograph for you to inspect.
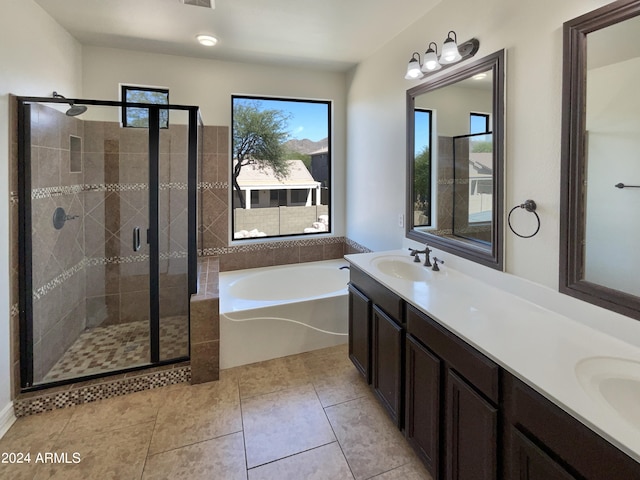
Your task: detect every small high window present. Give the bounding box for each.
[470,112,490,134]
[121,85,169,128]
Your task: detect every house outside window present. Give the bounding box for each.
[231,95,331,240]
[121,85,169,128]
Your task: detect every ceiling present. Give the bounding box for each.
[35,0,442,71]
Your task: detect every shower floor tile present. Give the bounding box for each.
[42,317,189,383]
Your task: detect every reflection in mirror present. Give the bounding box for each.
[407,50,504,270]
[560,0,640,319]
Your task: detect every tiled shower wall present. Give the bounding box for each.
[29,103,87,383]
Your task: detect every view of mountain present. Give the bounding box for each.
[283,138,328,155]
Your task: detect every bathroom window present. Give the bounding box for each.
[470,112,490,134]
[121,85,169,128]
[231,95,332,240]
[413,109,432,227]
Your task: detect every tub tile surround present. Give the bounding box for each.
[0,345,432,480]
[346,249,640,464]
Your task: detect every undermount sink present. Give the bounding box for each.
[370,255,431,282]
[575,357,640,431]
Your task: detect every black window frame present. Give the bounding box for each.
[231,94,332,241]
[121,85,170,129]
[470,112,490,134]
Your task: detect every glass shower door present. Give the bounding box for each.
[19,97,197,389]
[22,102,153,385]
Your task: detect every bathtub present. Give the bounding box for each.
[219,259,350,368]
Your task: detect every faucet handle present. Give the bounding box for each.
[413,253,421,263]
[432,257,444,271]
[408,248,417,256]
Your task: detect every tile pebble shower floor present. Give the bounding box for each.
[42,317,189,383]
[1,344,432,480]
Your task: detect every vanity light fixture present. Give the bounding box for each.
[404,31,479,80]
[422,42,441,72]
[196,34,218,47]
[405,52,423,80]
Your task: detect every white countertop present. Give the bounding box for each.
[345,249,640,463]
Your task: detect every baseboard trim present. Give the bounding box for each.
[0,401,16,439]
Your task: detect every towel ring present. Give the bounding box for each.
[508,200,540,238]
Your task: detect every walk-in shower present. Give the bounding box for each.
[17,95,200,390]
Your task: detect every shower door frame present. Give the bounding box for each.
[17,96,199,391]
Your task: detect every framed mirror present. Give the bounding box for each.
[406,50,505,270]
[560,0,640,320]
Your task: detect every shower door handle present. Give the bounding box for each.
[133,227,141,252]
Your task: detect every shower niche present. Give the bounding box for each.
[17,96,200,389]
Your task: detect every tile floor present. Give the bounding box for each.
[1,344,431,480]
[41,316,189,383]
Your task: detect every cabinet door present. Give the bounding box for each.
[446,370,498,480]
[348,284,372,382]
[510,427,576,480]
[406,334,441,479]
[372,305,403,427]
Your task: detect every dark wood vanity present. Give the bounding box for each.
[348,265,640,480]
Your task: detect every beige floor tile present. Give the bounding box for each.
[0,409,73,480]
[325,396,417,480]
[235,355,311,399]
[149,372,242,455]
[242,383,335,468]
[58,387,164,440]
[34,421,154,480]
[368,461,433,480]
[248,442,354,480]
[142,432,247,480]
[303,349,369,407]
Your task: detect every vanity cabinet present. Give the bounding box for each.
[348,284,371,382]
[406,304,499,480]
[503,372,640,480]
[348,266,405,427]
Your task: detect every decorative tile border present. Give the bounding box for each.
[198,235,346,257]
[13,366,191,417]
[345,237,372,253]
[33,259,86,301]
[11,303,19,318]
[30,182,191,201]
[35,251,188,301]
[198,181,228,190]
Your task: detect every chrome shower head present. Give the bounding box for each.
[52,91,87,117]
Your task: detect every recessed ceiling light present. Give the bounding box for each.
[472,73,487,80]
[196,34,218,47]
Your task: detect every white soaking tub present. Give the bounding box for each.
[219,259,350,368]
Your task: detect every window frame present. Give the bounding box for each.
[231,94,332,241]
[121,84,170,129]
[470,112,490,134]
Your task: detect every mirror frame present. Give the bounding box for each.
[560,0,640,320]
[406,49,505,270]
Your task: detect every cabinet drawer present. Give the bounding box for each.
[350,266,404,322]
[407,305,499,404]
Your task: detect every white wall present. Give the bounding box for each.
[81,46,347,237]
[0,0,82,432]
[345,0,612,288]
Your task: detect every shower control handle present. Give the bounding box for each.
[133,227,141,252]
